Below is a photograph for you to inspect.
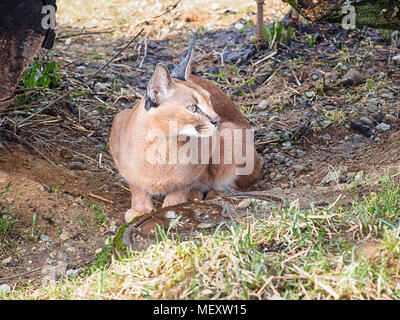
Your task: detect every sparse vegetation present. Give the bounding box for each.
[4,175,400,300]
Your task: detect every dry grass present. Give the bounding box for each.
[5,175,400,300]
[57,0,289,37]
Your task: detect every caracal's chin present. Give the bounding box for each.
[178,124,216,138]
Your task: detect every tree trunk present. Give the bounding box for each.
[284,0,400,30]
[0,0,56,110]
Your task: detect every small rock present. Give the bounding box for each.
[57,250,68,261]
[296,149,306,159]
[280,183,289,189]
[0,284,11,295]
[237,199,251,208]
[41,261,68,285]
[269,115,280,121]
[321,134,332,142]
[66,269,81,278]
[359,117,374,126]
[40,234,51,242]
[66,247,77,253]
[272,173,283,182]
[109,225,118,233]
[305,91,315,98]
[274,153,285,164]
[60,149,73,160]
[282,141,292,148]
[234,22,244,30]
[353,134,364,143]
[166,211,178,219]
[198,223,213,229]
[68,162,86,171]
[393,54,400,64]
[342,69,364,86]
[376,122,391,132]
[59,231,72,241]
[293,165,305,173]
[257,100,268,111]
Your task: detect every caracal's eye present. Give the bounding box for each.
[187,104,198,113]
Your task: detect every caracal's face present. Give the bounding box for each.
[147,79,220,138]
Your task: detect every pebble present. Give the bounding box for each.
[393,54,400,64]
[376,122,391,132]
[321,134,332,142]
[274,153,285,164]
[293,165,305,173]
[342,69,364,86]
[353,134,364,143]
[66,269,81,278]
[296,149,306,159]
[359,117,374,126]
[281,141,292,148]
[269,115,280,121]
[166,211,178,219]
[198,223,213,229]
[0,284,11,295]
[257,100,268,111]
[237,199,251,208]
[305,91,315,98]
[2,257,12,265]
[40,234,51,242]
[59,231,72,241]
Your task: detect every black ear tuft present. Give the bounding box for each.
[171,34,196,81]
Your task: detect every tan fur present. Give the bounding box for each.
[110,68,260,222]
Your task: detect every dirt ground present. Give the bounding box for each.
[0,0,399,288]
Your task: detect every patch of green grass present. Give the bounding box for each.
[89,202,108,228]
[263,21,295,48]
[305,33,319,47]
[4,175,400,300]
[21,59,61,89]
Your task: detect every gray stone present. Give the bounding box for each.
[321,134,332,142]
[342,69,364,86]
[166,211,178,219]
[353,134,364,143]
[40,234,51,242]
[293,165,305,173]
[376,122,391,132]
[41,261,68,286]
[0,284,11,295]
[305,91,315,98]
[296,149,306,159]
[274,153,285,164]
[269,115,280,121]
[257,100,268,111]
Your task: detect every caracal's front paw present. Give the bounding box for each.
[125,208,148,223]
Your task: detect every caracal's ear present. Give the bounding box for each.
[171,34,196,81]
[145,63,173,111]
